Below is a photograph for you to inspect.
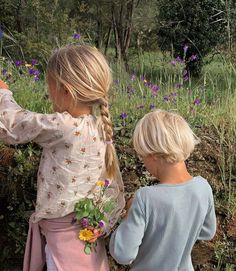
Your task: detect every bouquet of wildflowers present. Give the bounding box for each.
[74,179,116,254]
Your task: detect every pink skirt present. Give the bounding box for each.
[23,213,109,271]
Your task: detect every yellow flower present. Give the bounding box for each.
[79,229,94,241]
[96,180,105,187]
[25,63,31,67]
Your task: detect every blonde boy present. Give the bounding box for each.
[110,110,216,271]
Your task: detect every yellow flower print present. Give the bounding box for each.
[96,180,105,187]
[79,229,94,241]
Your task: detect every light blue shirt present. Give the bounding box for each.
[109,176,216,271]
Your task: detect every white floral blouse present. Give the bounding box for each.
[0,89,125,223]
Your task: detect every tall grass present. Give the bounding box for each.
[1,49,236,212]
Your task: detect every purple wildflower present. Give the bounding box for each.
[34,76,40,81]
[183,45,188,54]
[80,218,89,228]
[176,56,184,63]
[170,60,177,66]
[150,105,155,110]
[104,180,110,187]
[73,33,81,39]
[34,70,40,76]
[193,99,201,106]
[171,92,177,97]
[99,220,106,228]
[190,54,198,61]
[2,69,7,75]
[28,68,36,76]
[120,112,127,119]
[151,85,160,93]
[31,59,38,66]
[28,68,40,77]
[183,69,189,81]
[14,60,23,67]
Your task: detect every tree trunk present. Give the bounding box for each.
[104,26,112,56]
[111,0,137,71]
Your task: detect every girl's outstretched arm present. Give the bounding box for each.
[0,80,9,89]
[0,87,70,147]
[109,190,146,265]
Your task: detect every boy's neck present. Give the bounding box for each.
[157,162,192,185]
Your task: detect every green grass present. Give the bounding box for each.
[1,51,236,207]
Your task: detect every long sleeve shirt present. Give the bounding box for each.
[0,89,125,223]
[109,176,216,271]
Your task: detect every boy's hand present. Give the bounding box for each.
[123,196,134,219]
[0,80,9,89]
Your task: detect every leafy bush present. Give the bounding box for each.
[157,0,226,75]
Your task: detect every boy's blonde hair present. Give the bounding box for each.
[47,45,116,177]
[133,110,199,163]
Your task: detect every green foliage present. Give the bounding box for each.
[0,144,40,266]
[157,0,226,75]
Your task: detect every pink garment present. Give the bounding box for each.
[23,213,109,271]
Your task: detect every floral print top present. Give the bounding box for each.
[0,89,125,223]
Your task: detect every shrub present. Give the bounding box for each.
[157,0,226,75]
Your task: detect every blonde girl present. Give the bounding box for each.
[0,45,125,271]
[110,110,216,271]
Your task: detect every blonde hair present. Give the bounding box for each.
[47,44,117,177]
[133,110,199,163]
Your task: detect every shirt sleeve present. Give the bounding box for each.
[0,89,69,147]
[198,191,217,240]
[109,190,146,265]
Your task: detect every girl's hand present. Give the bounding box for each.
[0,80,9,89]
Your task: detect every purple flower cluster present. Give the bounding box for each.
[80,218,89,228]
[150,105,155,110]
[183,69,189,81]
[120,112,127,119]
[31,59,38,66]
[139,76,160,96]
[73,33,81,39]
[104,180,110,187]
[193,98,201,106]
[2,69,7,75]
[163,92,177,102]
[14,60,23,67]
[28,68,40,81]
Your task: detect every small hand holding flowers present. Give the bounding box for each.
[74,179,116,254]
